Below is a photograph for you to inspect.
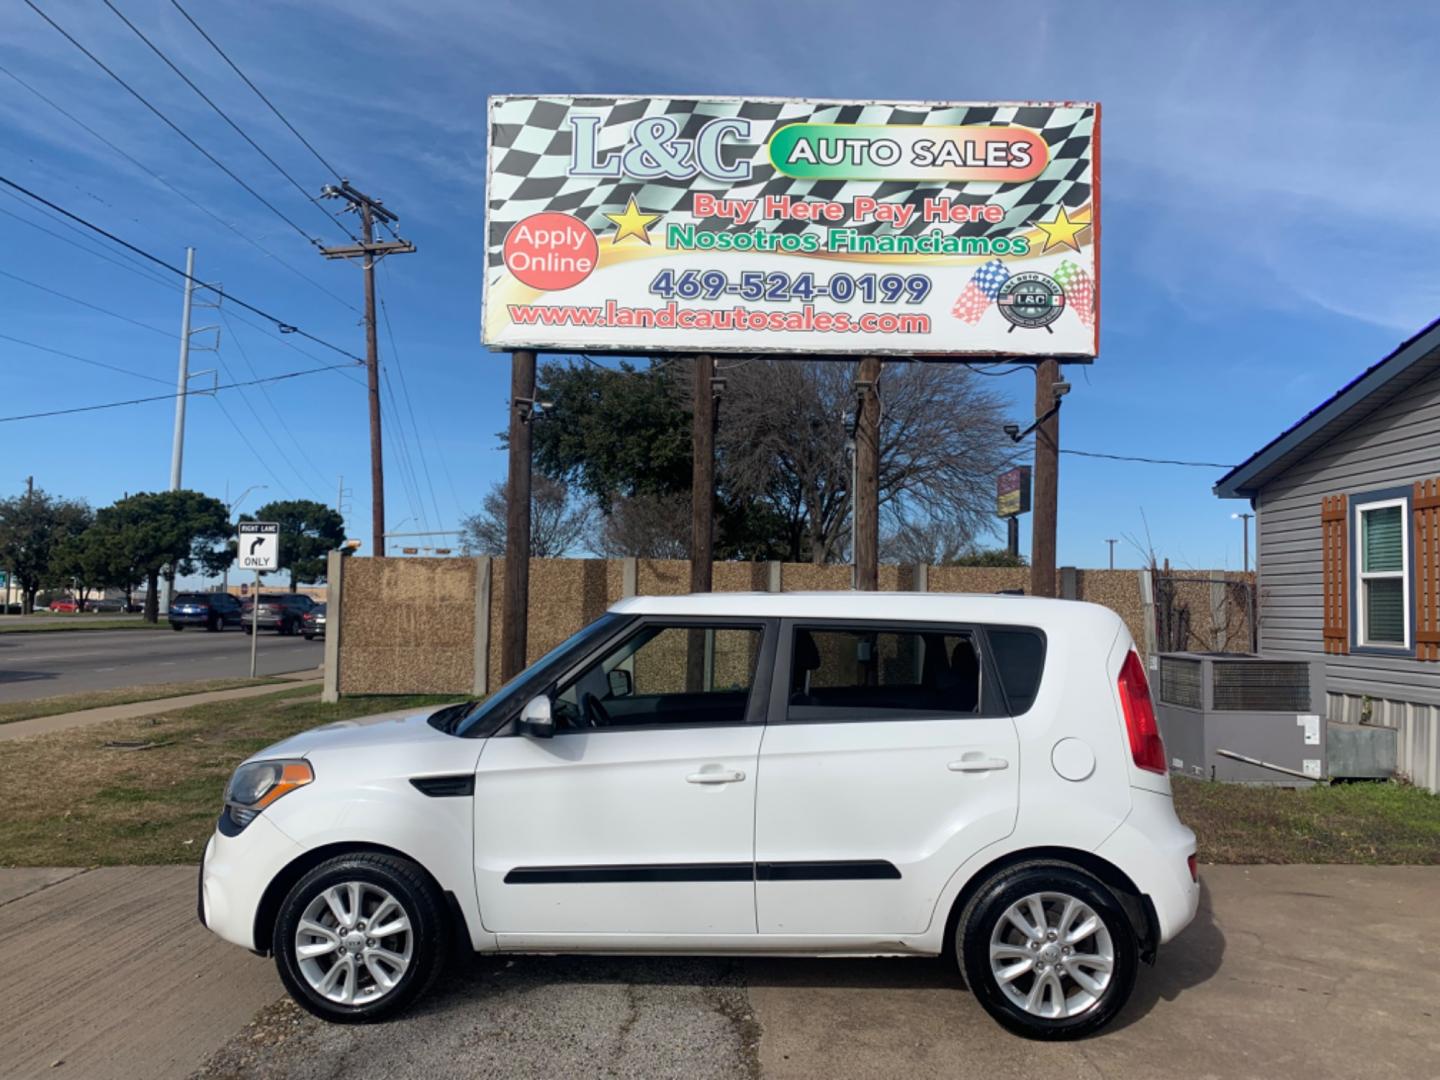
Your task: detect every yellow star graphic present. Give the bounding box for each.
[1031,206,1090,253]
[604,196,661,245]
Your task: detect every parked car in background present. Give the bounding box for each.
[301,603,327,640]
[242,593,316,635]
[170,592,244,632]
[47,597,79,613]
[88,597,125,613]
[200,592,1198,1039]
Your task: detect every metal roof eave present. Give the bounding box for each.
[1213,315,1440,500]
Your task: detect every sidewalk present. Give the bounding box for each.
[0,670,320,742]
[0,866,281,1080]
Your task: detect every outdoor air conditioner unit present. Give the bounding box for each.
[1153,652,1326,785]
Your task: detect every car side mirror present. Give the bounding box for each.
[519,694,554,739]
[607,668,633,699]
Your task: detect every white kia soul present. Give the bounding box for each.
[201,592,1198,1040]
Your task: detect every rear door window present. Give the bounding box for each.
[984,627,1047,715]
[785,625,985,722]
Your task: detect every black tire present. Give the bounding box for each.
[205,616,219,632]
[242,624,252,635]
[273,852,448,1024]
[956,861,1137,1040]
[170,623,184,632]
[303,631,315,640]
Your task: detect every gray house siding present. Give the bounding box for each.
[1255,363,1440,792]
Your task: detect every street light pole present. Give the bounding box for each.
[223,484,267,595]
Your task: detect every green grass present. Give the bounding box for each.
[1174,775,1440,864]
[0,677,288,726]
[0,687,466,866]
[0,616,162,633]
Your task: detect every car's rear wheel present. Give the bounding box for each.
[171,623,183,632]
[273,853,447,1023]
[956,862,1137,1040]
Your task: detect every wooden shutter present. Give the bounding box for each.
[1321,495,1349,655]
[1415,479,1440,661]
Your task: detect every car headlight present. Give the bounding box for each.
[224,759,313,828]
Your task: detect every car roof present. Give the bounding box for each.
[608,590,1121,630]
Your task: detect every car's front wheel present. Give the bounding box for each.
[956,862,1137,1040]
[273,852,448,1023]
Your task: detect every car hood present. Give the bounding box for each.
[245,707,453,763]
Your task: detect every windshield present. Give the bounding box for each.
[452,612,627,737]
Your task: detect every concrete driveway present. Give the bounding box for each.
[4,866,1437,1080]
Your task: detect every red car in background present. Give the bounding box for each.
[48,597,79,613]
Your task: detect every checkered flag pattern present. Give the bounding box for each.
[1053,260,1095,326]
[487,97,1095,278]
[951,258,1011,325]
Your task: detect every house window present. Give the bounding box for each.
[1356,498,1408,647]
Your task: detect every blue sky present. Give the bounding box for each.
[2,0,1437,570]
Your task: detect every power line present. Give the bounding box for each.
[0,61,360,315]
[167,0,346,183]
[0,191,175,292]
[219,308,337,495]
[0,175,364,362]
[0,268,171,338]
[22,0,322,249]
[1061,449,1235,469]
[0,362,360,423]
[379,286,445,530]
[99,0,358,245]
[0,331,173,386]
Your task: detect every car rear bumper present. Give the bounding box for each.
[169,612,213,624]
[1094,787,1199,945]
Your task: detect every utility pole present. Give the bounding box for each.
[1232,511,1253,573]
[688,354,718,692]
[854,357,882,590]
[161,247,197,617]
[501,351,537,682]
[319,182,416,558]
[1106,538,1118,570]
[1029,358,1062,598]
[690,354,716,596]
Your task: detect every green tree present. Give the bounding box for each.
[242,500,345,591]
[0,486,91,613]
[90,491,231,622]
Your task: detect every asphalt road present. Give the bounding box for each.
[0,627,323,702]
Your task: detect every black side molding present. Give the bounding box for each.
[756,860,900,881]
[410,774,475,798]
[504,860,901,884]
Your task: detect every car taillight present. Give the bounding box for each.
[1187,854,1198,883]
[1118,650,1166,774]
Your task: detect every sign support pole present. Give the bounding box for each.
[502,350,536,682]
[1030,358,1061,598]
[854,356,882,591]
[690,353,716,595]
[249,569,260,678]
[1007,517,1020,560]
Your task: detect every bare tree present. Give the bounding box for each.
[588,493,691,558]
[714,360,1016,563]
[881,520,971,565]
[460,476,591,558]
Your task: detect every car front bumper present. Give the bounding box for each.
[199,813,306,952]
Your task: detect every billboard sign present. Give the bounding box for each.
[483,96,1098,358]
[997,466,1032,518]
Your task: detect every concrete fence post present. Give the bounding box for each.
[914,563,929,593]
[322,549,343,703]
[1060,566,1077,600]
[1138,569,1158,672]
[767,561,782,592]
[472,556,492,696]
[622,557,638,598]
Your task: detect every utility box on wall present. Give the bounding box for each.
[1154,653,1327,785]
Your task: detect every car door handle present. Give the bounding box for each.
[686,770,746,784]
[948,755,1009,773]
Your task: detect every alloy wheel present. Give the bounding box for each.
[988,890,1115,1019]
[294,881,414,1006]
